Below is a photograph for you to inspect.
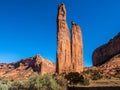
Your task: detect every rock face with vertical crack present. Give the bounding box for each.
[71,22,84,72]
[56,4,72,74]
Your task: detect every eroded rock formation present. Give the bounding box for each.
[71,22,84,72]
[56,4,84,74]
[0,4,84,79]
[92,32,120,66]
[56,4,72,74]
[0,54,55,80]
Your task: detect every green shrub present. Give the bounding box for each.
[65,72,90,85]
[0,74,61,90]
[0,79,11,90]
[0,83,9,90]
[91,75,100,80]
[29,73,60,90]
[91,74,102,80]
[55,76,67,90]
[10,80,26,90]
[82,69,93,74]
[29,74,43,90]
[65,72,81,84]
[82,78,90,85]
[91,70,102,80]
[43,74,60,90]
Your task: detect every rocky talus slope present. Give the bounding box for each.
[100,54,120,76]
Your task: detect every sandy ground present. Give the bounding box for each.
[73,78,120,87]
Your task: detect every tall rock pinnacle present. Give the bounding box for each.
[56,4,72,74]
[56,4,84,74]
[71,22,84,72]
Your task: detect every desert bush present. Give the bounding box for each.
[82,69,93,75]
[43,73,60,90]
[91,75,100,80]
[0,79,12,90]
[55,76,67,86]
[55,75,67,90]
[29,73,60,90]
[0,73,61,90]
[28,74,43,90]
[82,78,90,85]
[0,81,8,90]
[10,80,26,90]
[65,72,81,84]
[91,70,102,80]
[65,72,90,85]
[0,83,9,90]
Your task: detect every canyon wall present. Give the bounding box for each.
[92,32,120,66]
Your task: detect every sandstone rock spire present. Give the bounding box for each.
[56,4,72,74]
[71,22,84,72]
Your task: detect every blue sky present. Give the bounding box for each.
[0,0,120,67]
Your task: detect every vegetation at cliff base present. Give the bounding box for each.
[65,72,90,85]
[0,73,61,90]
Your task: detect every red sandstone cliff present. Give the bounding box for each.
[92,32,120,66]
[0,54,55,80]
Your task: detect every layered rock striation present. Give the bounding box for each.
[56,4,84,74]
[71,22,84,72]
[92,32,120,66]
